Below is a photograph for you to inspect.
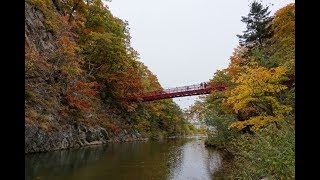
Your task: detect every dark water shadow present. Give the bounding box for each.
[25,138,221,180]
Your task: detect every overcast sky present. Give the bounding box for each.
[107,0,294,110]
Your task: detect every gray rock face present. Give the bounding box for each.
[100,128,109,140]
[85,129,95,143]
[25,2,56,54]
[25,123,145,153]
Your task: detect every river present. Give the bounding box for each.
[25,137,222,180]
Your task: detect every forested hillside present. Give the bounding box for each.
[187,2,295,179]
[25,0,192,153]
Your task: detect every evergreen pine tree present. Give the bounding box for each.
[237,1,273,51]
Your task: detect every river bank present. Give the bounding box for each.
[25,123,147,154]
[25,123,207,154]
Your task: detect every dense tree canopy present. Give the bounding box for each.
[25,0,192,138]
[189,2,295,179]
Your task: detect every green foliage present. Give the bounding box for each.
[133,99,189,138]
[204,108,236,148]
[131,63,190,137]
[219,120,295,179]
[183,123,197,134]
[202,90,237,148]
[248,3,295,72]
[28,0,61,34]
[76,1,143,112]
[237,1,273,51]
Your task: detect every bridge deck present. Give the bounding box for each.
[141,82,226,102]
[136,75,294,102]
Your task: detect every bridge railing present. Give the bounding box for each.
[141,82,226,97]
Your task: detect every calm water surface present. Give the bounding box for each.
[25,137,221,180]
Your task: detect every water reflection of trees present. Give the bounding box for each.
[205,148,222,177]
[25,140,190,180]
[95,139,190,180]
[25,145,108,179]
[25,138,218,180]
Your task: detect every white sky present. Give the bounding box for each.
[107,0,295,110]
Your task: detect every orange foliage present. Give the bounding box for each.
[111,65,144,111]
[106,122,122,134]
[55,15,80,58]
[65,81,100,111]
[227,46,248,77]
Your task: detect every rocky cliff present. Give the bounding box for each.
[25,123,143,153]
[25,0,145,154]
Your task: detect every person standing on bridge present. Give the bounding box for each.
[200,83,203,88]
[204,82,207,88]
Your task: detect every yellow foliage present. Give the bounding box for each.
[135,120,151,133]
[272,3,295,41]
[269,3,295,73]
[225,63,291,131]
[229,115,278,131]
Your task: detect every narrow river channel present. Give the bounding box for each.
[26,137,222,180]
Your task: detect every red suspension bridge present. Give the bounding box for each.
[140,82,227,102]
[137,75,294,102]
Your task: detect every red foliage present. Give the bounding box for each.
[65,81,100,111]
[106,122,122,134]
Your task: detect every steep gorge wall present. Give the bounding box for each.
[25,1,144,154]
[25,123,143,153]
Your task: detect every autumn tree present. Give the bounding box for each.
[131,62,189,137]
[52,15,84,80]
[267,3,295,73]
[65,81,100,111]
[199,3,295,178]
[73,0,143,112]
[226,46,248,75]
[225,63,291,131]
